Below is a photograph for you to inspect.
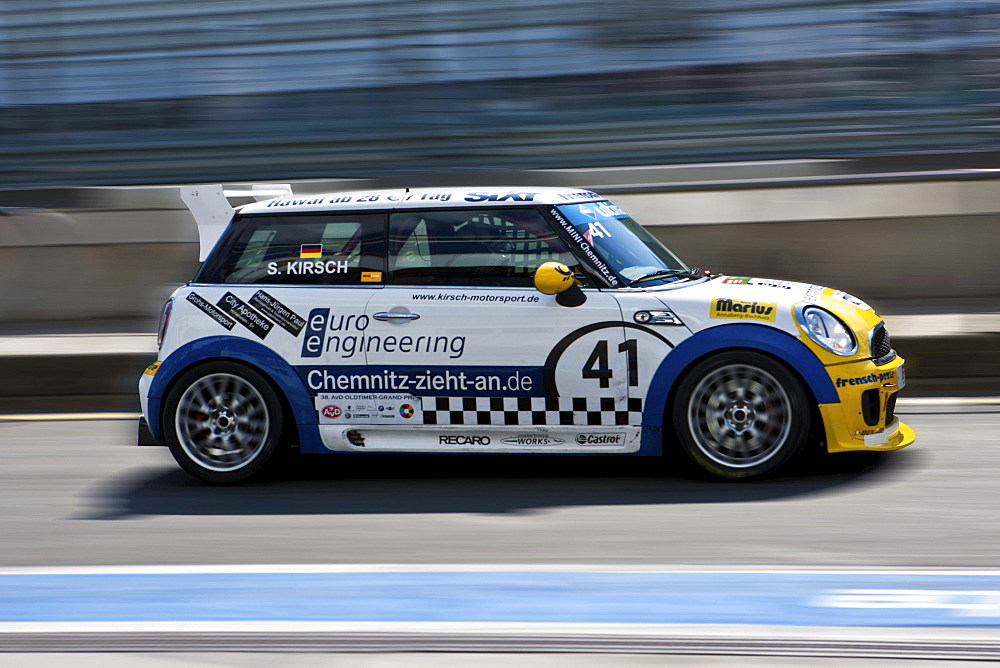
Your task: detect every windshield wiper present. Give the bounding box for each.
[630,269,704,285]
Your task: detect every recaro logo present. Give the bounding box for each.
[439,435,491,445]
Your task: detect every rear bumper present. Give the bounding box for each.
[137,415,165,447]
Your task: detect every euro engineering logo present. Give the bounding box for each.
[301,308,465,359]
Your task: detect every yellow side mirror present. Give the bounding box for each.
[534,261,576,295]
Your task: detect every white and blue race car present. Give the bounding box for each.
[139,186,913,483]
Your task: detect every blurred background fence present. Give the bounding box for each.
[2,0,999,187]
[2,0,999,405]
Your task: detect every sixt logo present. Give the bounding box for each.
[710,298,777,322]
[464,191,538,202]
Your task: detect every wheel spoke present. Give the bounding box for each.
[687,362,793,469]
[174,372,270,472]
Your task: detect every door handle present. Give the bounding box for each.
[373,312,421,321]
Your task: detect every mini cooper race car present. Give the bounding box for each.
[138,185,914,483]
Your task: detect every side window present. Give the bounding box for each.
[388,208,592,287]
[199,213,384,285]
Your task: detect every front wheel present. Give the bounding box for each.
[670,351,811,480]
[164,362,286,484]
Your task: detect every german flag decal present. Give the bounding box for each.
[299,244,323,258]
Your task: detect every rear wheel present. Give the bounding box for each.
[670,351,810,480]
[164,362,285,484]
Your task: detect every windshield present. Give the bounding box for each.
[554,201,689,285]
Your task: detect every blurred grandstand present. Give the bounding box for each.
[1,0,998,186]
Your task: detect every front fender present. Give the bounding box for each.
[638,323,837,455]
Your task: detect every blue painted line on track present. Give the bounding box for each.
[2,572,1000,627]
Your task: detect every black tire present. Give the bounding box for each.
[669,351,811,480]
[163,361,286,484]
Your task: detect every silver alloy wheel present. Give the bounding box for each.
[174,372,270,472]
[686,363,793,469]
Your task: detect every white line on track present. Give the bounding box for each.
[898,397,1000,406]
[0,621,996,641]
[0,412,140,421]
[5,564,1000,575]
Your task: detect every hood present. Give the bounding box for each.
[644,276,884,359]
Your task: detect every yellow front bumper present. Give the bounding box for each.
[819,354,916,453]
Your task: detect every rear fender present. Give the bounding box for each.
[146,335,320,450]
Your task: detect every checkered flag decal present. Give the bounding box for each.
[421,396,643,426]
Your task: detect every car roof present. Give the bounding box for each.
[238,187,604,214]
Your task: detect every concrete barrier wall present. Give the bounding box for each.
[612,175,1000,301]
[0,170,997,324]
[639,214,1000,302]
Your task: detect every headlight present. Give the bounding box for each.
[798,305,857,356]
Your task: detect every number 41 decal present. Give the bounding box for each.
[582,339,638,388]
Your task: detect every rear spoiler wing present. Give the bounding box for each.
[180,183,292,261]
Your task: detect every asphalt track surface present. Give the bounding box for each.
[0,402,996,568]
[2,400,1000,663]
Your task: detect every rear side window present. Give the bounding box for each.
[388,208,592,287]
[197,214,384,285]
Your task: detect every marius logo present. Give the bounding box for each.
[710,298,777,322]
